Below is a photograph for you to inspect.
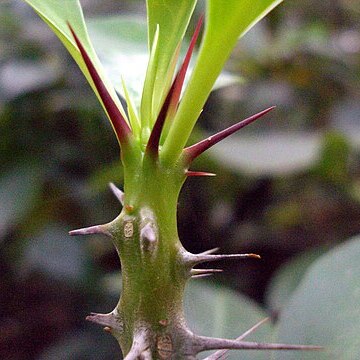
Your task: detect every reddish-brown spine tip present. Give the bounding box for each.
[184,106,276,163]
[67,23,131,144]
[186,171,216,177]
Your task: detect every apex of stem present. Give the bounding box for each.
[183,106,275,163]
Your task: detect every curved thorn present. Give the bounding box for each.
[69,224,112,238]
[109,182,124,205]
[186,171,216,177]
[193,335,323,353]
[146,15,204,157]
[68,23,131,144]
[184,107,275,163]
[204,318,270,360]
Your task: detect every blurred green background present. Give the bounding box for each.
[1,0,359,359]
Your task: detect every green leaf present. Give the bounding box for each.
[146,0,197,115]
[185,281,275,360]
[87,16,239,109]
[313,131,351,185]
[140,24,160,135]
[162,0,284,163]
[275,237,360,359]
[209,132,322,176]
[87,16,148,108]
[23,0,127,124]
[265,247,328,313]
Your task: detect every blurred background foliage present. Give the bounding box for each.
[0,0,359,359]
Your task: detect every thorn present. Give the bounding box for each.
[191,268,223,276]
[194,335,323,354]
[67,23,131,144]
[86,312,123,333]
[191,273,214,279]
[235,317,270,341]
[204,318,270,360]
[145,15,204,157]
[198,248,220,255]
[186,171,216,177]
[109,182,124,205]
[166,14,204,121]
[184,107,276,163]
[69,224,112,238]
[190,253,260,266]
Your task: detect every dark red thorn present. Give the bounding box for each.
[67,23,131,144]
[145,15,204,156]
[186,171,216,177]
[145,79,176,156]
[168,14,204,117]
[184,106,276,163]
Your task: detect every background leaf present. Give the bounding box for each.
[0,164,42,240]
[209,132,322,176]
[265,247,327,313]
[185,281,274,360]
[275,236,360,359]
[23,0,127,121]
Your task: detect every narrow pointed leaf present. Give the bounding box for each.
[146,0,197,112]
[184,107,275,163]
[146,17,203,156]
[121,77,141,139]
[162,0,284,163]
[140,25,160,133]
[86,16,239,109]
[23,0,128,129]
